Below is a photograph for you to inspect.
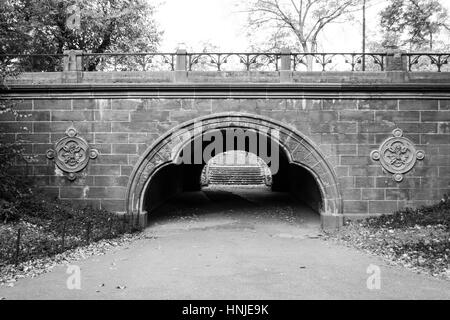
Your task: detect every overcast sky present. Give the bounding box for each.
[154,0,450,52]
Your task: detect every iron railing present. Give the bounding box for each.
[1,52,450,72]
[404,53,450,72]
[81,53,176,71]
[290,53,386,71]
[184,52,387,72]
[187,53,281,71]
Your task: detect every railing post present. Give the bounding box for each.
[385,47,407,82]
[63,50,83,72]
[174,49,187,83]
[280,48,292,83]
[63,50,83,83]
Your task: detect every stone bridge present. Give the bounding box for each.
[1,50,449,229]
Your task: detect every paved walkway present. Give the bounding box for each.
[1,186,449,299]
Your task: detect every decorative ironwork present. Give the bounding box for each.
[46,125,98,181]
[187,53,280,71]
[405,53,450,72]
[2,52,450,72]
[81,53,175,72]
[292,53,386,71]
[370,128,425,182]
[187,52,387,72]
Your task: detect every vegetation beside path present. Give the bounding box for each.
[326,196,450,280]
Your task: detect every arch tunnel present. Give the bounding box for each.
[142,128,323,216]
[126,113,343,230]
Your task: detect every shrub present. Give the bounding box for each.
[365,195,450,230]
[0,197,133,267]
[0,199,20,224]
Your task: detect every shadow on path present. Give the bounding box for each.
[1,187,449,299]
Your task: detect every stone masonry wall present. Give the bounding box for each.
[0,97,449,219]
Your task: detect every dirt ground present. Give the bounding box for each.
[1,186,449,300]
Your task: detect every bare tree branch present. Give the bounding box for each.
[245,0,361,53]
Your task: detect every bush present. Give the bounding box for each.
[365,195,450,230]
[0,199,20,223]
[0,196,134,267]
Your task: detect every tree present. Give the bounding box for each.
[380,0,450,51]
[0,0,162,70]
[0,66,31,203]
[241,0,363,53]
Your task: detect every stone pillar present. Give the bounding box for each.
[63,50,83,72]
[385,47,407,82]
[63,50,83,83]
[175,49,188,82]
[137,211,148,229]
[321,214,344,231]
[279,48,292,83]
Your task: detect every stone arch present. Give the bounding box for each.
[126,113,343,229]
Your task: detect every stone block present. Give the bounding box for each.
[96,155,128,165]
[95,133,128,144]
[95,111,130,122]
[343,200,368,214]
[321,214,344,231]
[399,100,438,111]
[34,99,71,110]
[362,189,385,200]
[339,110,374,121]
[101,200,126,212]
[88,187,127,199]
[88,165,121,176]
[358,100,398,110]
[51,111,95,121]
[369,201,398,214]
[375,111,420,122]
[421,111,450,122]
[342,189,362,200]
[94,176,129,187]
[112,144,138,154]
[355,177,375,188]
[322,99,357,110]
[421,134,450,144]
[130,110,170,122]
[60,187,85,199]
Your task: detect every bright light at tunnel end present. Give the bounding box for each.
[170,121,281,174]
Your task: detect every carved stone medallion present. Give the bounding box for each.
[370,128,425,182]
[46,125,98,181]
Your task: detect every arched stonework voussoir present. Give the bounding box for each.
[125,112,343,229]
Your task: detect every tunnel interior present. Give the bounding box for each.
[142,128,323,223]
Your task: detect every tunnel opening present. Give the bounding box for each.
[127,113,343,230]
[142,128,324,226]
[201,151,271,187]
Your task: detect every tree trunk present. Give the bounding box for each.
[301,42,313,71]
[430,32,433,51]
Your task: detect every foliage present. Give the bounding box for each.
[365,195,450,230]
[0,0,163,71]
[379,0,450,51]
[0,100,32,206]
[0,196,135,267]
